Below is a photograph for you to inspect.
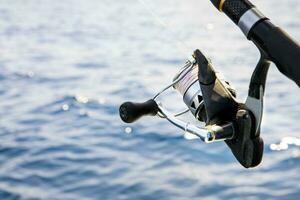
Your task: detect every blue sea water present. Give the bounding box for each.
[0,0,299,199]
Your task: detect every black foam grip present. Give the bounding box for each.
[210,0,222,9]
[249,21,300,87]
[223,0,254,24]
[119,100,159,123]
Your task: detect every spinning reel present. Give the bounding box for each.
[120,49,269,168]
[119,0,300,168]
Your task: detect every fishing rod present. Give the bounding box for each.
[210,0,300,86]
[119,0,300,168]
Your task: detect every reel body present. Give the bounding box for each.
[120,49,268,168]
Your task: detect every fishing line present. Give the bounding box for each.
[135,0,203,117]
[136,0,191,55]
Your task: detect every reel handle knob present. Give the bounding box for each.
[119,99,159,123]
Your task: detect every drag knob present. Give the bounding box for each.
[119,99,159,123]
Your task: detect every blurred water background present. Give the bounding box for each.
[0,0,299,199]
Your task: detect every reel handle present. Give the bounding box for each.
[119,99,159,123]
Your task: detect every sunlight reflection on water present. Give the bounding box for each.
[270,137,300,151]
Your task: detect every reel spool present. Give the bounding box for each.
[172,59,236,123]
[173,63,204,119]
